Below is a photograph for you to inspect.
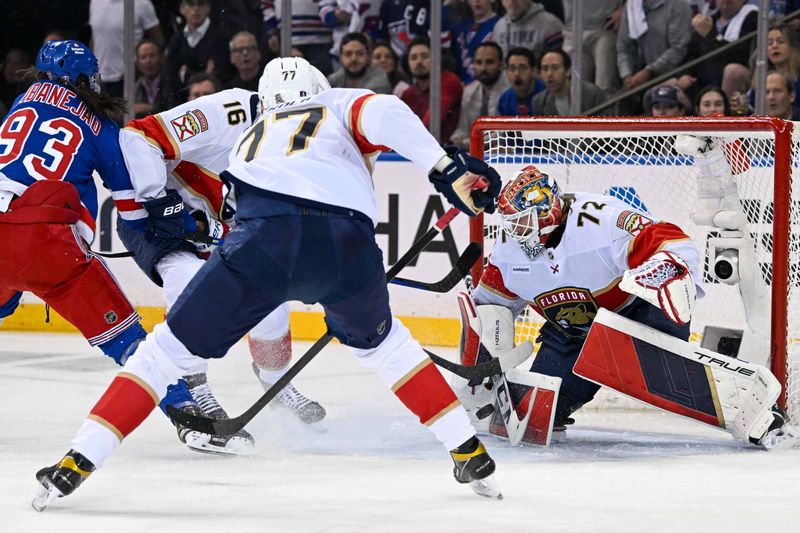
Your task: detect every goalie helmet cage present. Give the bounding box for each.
[469,116,799,423]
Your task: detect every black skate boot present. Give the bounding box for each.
[450,436,502,499]
[32,449,96,511]
[184,373,255,455]
[172,402,254,456]
[752,404,800,450]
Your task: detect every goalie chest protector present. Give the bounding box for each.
[488,192,659,338]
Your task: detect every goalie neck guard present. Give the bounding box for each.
[497,166,564,258]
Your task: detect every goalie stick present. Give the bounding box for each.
[167,206,479,436]
[425,347,528,380]
[389,242,482,293]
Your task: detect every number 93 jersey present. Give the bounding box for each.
[0,80,134,241]
[225,88,446,225]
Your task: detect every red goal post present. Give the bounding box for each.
[468,116,798,420]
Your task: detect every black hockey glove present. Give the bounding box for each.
[428,146,502,216]
[142,190,194,241]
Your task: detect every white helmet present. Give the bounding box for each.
[258,57,331,108]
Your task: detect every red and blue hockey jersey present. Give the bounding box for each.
[0,80,145,242]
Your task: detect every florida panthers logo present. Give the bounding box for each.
[534,287,598,338]
[170,110,209,142]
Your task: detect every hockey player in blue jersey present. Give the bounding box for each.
[0,40,216,452]
[34,56,506,510]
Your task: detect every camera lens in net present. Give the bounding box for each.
[714,260,733,280]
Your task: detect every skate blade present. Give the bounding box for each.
[184,432,255,457]
[31,480,62,512]
[469,475,503,500]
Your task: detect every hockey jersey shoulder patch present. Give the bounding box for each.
[170,109,209,142]
[616,210,654,237]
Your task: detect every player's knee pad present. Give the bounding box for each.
[99,322,147,365]
[249,330,292,370]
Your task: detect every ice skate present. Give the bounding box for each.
[173,403,254,456]
[184,373,255,455]
[450,436,502,500]
[753,405,800,450]
[252,363,326,424]
[32,449,95,512]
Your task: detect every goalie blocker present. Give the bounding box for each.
[575,308,797,448]
[454,291,561,446]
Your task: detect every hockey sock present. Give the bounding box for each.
[98,322,146,365]
[249,330,292,372]
[353,319,476,450]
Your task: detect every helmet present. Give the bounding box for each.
[36,40,101,93]
[258,57,330,108]
[497,166,564,258]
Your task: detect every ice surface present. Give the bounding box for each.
[2,332,799,532]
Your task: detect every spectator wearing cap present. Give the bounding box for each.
[493,0,564,61]
[450,42,509,148]
[89,0,163,98]
[400,38,463,142]
[227,31,262,92]
[327,33,391,94]
[533,49,606,116]
[648,84,689,116]
[497,47,547,116]
[164,0,233,106]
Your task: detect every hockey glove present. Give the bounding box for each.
[142,190,195,241]
[619,250,696,325]
[187,210,226,253]
[429,146,502,216]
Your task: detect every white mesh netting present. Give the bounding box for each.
[471,118,800,423]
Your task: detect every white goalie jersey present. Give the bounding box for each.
[225,88,447,224]
[476,192,706,337]
[119,88,261,220]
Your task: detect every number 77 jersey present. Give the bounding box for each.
[224,88,446,225]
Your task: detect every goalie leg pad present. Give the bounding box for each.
[457,291,519,385]
[488,369,561,446]
[575,308,781,443]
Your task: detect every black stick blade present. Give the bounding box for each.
[165,404,217,434]
[391,242,482,293]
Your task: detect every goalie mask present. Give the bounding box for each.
[497,166,564,258]
[258,57,331,109]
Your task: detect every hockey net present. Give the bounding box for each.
[469,117,800,423]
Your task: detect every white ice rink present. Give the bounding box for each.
[2,331,799,533]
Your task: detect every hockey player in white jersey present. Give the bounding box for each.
[33,57,504,510]
[455,165,796,449]
[116,88,326,455]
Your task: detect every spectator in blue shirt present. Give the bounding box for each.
[451,0,501,84]
[497,47,545,116]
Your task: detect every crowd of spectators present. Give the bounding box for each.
[0,0,798,139]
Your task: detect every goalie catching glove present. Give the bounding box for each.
[429,146,502,216]
[620,250,696,325]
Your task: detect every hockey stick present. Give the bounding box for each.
[167,207,470,435]
[425,347,529,380]
[389,242,482,293]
